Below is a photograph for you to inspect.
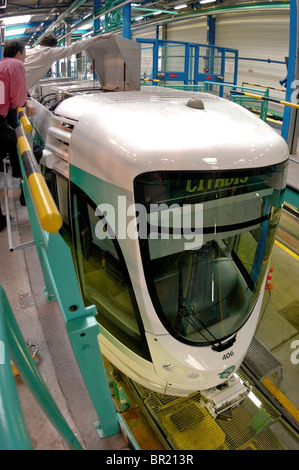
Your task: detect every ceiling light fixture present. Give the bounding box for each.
[5,27,26,36]
[174,4,187,9]
[3,15,31,25]
[199,0,216,4]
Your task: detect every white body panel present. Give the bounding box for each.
[53,87,288,192]
[36,87,288,395]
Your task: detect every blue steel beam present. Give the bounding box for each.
[122,3,131,39]
[281,0,297,141]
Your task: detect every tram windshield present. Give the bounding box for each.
[134,163,287,346]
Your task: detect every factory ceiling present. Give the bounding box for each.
[0,0,290,46]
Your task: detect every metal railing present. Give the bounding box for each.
[0,111,120,449]
[0,284,83,450]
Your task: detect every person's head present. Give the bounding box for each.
[40,35,58,48]
[4,41,26,62]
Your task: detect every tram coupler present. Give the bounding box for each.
[200,374,251,420]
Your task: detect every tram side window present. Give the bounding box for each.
[41,167,72,242]
[71,189,149,359]
[55,175,69,227]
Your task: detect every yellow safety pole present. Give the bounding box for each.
[231,91,299,110]
[143,78,161,83]
[15,125,62,234]
[17,106,32,133]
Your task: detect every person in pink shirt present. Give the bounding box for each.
[0,41,28,230]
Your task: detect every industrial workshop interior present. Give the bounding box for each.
[0,0,299,453]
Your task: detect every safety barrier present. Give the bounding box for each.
[17,106,33,133]
[0,284,83,450]
[0,113,120,448]
[17,114,119,438]
[16,123,62,234]
[230,89,299,110]
[241,83,286,121]
[156,80,270,121]
[136,38,238,96]
[203,81,269,120]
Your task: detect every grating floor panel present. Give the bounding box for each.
[132,371,299,450]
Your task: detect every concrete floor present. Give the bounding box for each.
[257,224,299,408]
[0,158,298,450]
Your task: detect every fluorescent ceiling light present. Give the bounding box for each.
[77,22,93,30]
[3,15,31,25]
[174,4,187,9]
[5,28,26,36]
[135,16,144,21]
[200,0,216,3]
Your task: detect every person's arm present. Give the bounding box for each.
[40,33,113,62]
[25,98,36,117]
[25,33,113,89]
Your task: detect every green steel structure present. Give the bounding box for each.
[0,123,120,449]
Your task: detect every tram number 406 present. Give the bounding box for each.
[222,351,234,360]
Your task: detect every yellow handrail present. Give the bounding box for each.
[231,91,299,109]
[17,106,32,133]
[16,124,62,234]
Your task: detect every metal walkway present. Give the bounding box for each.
[114,366,299,451]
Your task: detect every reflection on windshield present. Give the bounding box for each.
[135,164,287,345]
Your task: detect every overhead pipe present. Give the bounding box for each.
[129,1,289,34]
[57,0,133,41]
[35,0,89,44]
[32,0,289,45]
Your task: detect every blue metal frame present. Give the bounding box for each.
[136,38,238,94]
[122,3,131,39]
[282,0,297,142]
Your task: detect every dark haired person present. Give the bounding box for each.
[0,41,27,230]
[25,32,112,90]
[40,35,58,48]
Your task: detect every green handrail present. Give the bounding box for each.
[0,285,83,450]
[0,286,32,450]
[16,123,119,439]
[202,81,270,121]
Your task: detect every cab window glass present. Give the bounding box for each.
[71,186,150,360]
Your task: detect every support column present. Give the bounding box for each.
[206,16,216,93]
[94,0,102,35]
[93,0,102,80]
[0,24,5,59]
[65,20,72,78]
[122,3,131,39]
[281,0,299,153]
[207,15,215,46]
